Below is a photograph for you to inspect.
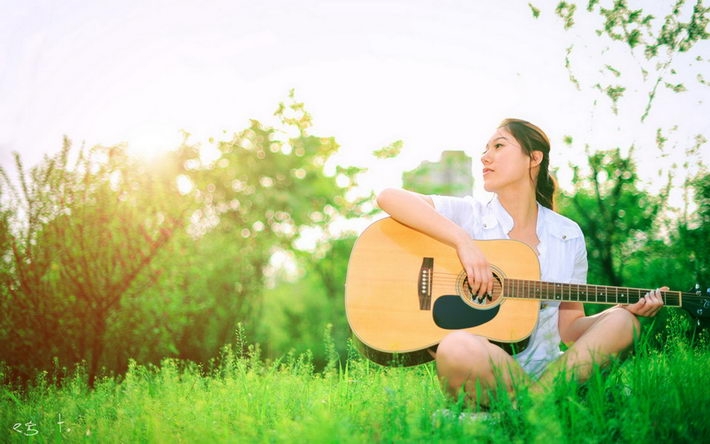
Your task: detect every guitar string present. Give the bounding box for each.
[427,271,694,303]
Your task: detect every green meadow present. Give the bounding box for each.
[3,324,709,444]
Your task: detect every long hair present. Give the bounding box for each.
[498,118,557,210]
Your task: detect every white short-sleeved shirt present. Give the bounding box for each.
[431,194,588,377]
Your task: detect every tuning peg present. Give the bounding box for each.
[690,283,709,295]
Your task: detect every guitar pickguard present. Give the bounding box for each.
[433,295,500,329]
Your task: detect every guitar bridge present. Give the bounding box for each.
[419,257,433,310]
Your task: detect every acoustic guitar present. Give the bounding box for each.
[344,217,710,366]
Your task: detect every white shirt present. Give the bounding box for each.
[431,194,588,377]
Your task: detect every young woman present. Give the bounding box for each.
[376,118,664,405]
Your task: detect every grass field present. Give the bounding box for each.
[3,326,710,443]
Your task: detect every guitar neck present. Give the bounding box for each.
[506,278,684,307]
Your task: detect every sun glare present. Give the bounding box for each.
[122,122,184,160]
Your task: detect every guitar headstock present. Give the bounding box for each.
[682,284,710,321]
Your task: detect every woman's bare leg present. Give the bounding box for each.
[536,307,640,391]
[434,331,530,406]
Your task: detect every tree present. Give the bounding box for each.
[166,92,369,363]
[0,92,370,382]
[0,141,185,386]
[556,147,663,286]
[671,171,710,288]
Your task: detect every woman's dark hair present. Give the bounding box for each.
[498,118,557,210]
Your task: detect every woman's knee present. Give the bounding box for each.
[436,331,490,362]
[434,332,492,393]
[435,332,493,381]
[586,306,641,351]
[605,307,641,338]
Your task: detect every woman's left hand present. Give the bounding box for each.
[623,286,667,317]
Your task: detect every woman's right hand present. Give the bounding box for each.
[456,241,493,301]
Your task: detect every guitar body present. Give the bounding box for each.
[345,217,542,365]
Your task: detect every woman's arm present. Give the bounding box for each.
[558,302,589,343]
[558,289,666,344]
[376,188,468,247]
[376,187,493,297]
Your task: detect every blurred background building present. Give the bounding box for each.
[402,150,473,197]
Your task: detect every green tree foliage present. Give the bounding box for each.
[683,173,710,283]
[150,92,369,365]
[631,172,710,290]
[0,141,185,386]
[373,139,404,160]
[556,147,663,286]
[547,0,709,121]
[260,235,357,367]
[0,93,369,383]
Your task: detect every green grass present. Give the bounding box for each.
[3,333,710,443]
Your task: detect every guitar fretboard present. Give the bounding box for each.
[506,278,682,307]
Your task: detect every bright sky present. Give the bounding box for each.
[1,0,708,199]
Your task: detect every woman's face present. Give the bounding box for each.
[481,127,538,193]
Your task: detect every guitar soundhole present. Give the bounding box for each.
[458,267,504,309]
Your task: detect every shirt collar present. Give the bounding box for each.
[489,195,515,234]
[486,195,579,241]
